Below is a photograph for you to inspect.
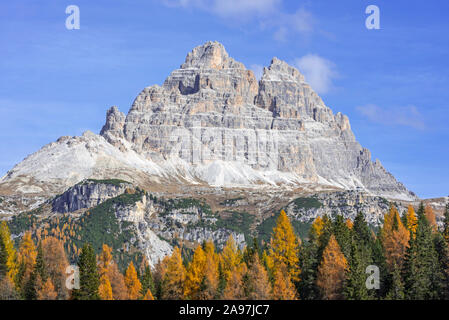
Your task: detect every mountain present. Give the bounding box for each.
[0,41,415,211]
[0,41,428,267]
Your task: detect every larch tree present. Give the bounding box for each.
[425,204,437,233]
[245,255,272,300]
[185,245,207,299]
[41,237,69,299]
[143,289,154,300]
[99,274,113,300]
[17,231,37,297]
[198,246,219,300]
[222,263,247,300]
[124,262,142,300]
[381,205,410,272]
[37,278,57,300]
[267,210,300,282]
[316,234,348,300]
[405,205,418,239]
[220,235,242,282]
[272,263,297,300]
[0,221,19,284]
[161,247,186,300]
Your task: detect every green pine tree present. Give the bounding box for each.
[332,215,352,259]
[402,203,444,300]
[72,243,100,300]
[140,265,155,297]
[385,263,405,300]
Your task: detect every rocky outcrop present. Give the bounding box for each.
[52,179,132,213]
[285,190,407,226]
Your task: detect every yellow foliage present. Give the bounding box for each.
[267,210,300,282]
[0,221,19,284]
[309,216,324,241]
[18,231,37,288]
[406,205,418,239]
[220,235,242,281]
[425,204,437,233]
[272,263,297,300]
[143,289,154,300]
[162,247,186,300]
[317,235,348,300]
[99,274,113,300]
[184,245,207,299]
[124,262,142,300]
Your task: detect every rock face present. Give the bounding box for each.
[101,41,415,200]
[1,41,416,204]
[52,179,132,213]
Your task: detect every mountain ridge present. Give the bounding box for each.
[0,41,416,213]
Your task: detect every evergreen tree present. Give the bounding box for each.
[344,239,370,300]
[442,204,449,243]
[402,203,444,299]
[385,263,405,300]
[140,264,155,299]
[73,243,100,300]
[332,215,352,259]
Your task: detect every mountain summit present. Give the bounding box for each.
[0,41,416,206]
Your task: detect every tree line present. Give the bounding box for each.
[1,202,449,300]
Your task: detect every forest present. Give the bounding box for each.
[1,202,449,300]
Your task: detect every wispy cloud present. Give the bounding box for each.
[161,0,314,40]
[356,104,426,130]
[294,54,337,94]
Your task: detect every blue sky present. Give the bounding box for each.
[0,0,448,198]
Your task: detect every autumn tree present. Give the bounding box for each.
[124,262,142,300]
[220,235,242,282]
[143,289,154,300]
[244,255,272,300]
[381,205,410,272]
[37,278,57,300]
[17,231,37,298]
[272,263,297,300]
[41,237,69,299]
[0,221,18,284]
[405,205,418,239]
[161,247,185,300]
[425,204,437,233]
[316,234,348,300]
[198,242,219,300]
[185,245,207,299]
[267,210,300,282]
[222,263,247,300]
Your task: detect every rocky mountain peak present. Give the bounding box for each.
[262,57,306,83]
[180,41,244,70]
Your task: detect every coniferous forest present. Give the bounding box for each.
[1,202,449,300]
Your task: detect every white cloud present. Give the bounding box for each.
[161,0,314,39]
[249,64,264,80]
[162,0,280,20]
[356,104,426,130]
[294,54,337,94]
